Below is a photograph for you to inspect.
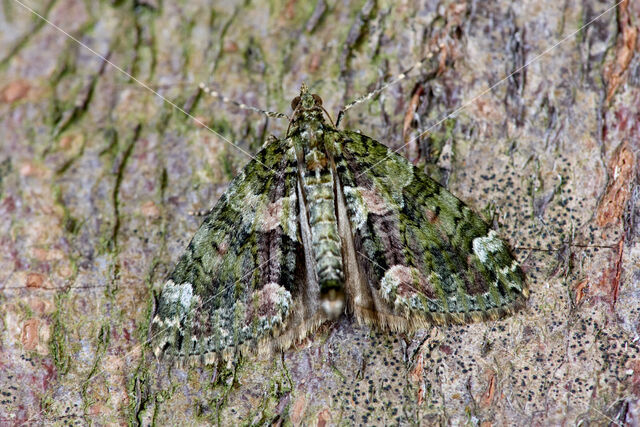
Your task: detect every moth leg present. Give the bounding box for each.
[262,134,279,148]
[188,207,213,217]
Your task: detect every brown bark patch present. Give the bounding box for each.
[596,142,635,227]
[21,318,40,351]
[140,201,161,218]
[290,393,307,427]
[604,0,638,104]
[26,273,45,288]
[28,297,54,315]
[0,79,30,103]
[410,352,426,405]
[403,86,424,164]
[482,371,497,406]
[573,278,589,305]
[597,238,625,310]
[630,359,640,396]
[316,409,331,427]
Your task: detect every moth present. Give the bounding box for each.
[151,84,528,364]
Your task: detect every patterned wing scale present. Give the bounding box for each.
[331,130,528,330]
[152,139,312,363]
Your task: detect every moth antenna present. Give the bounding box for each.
[335,50,439,128]
[115,81,195,91]
[199,82,290,120]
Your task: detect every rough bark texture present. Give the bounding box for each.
[1,0,639,425]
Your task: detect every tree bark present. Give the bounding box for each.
[1,0,639,424]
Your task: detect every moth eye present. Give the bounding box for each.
[312,94,323,106]
[291,96,301,110]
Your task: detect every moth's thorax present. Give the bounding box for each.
[289,88,329,140]
[289,108,327,141]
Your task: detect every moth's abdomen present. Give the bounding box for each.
[304,159,343,283]
[300,143,345,318]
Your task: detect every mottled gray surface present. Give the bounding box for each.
[1,0,639,425]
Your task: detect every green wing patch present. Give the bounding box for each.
[152,139,308,364]
[331,130,528,329]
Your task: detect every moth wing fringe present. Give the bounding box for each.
[152,313,331,366]
[352,292,529,333]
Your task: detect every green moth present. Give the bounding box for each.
[151,84,528,364]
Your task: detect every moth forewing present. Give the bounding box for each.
[330,147,379,324]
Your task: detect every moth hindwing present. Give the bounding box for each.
[151,84,528,364]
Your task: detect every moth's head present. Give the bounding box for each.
[290,83,324,115]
